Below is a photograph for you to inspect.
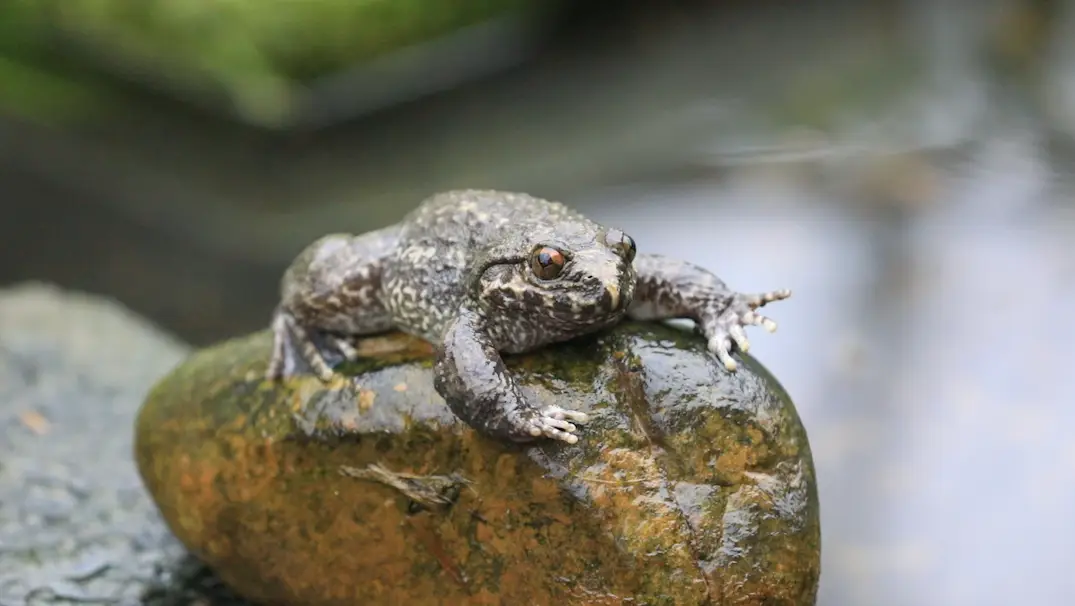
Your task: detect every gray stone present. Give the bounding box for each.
[0,282,250,606]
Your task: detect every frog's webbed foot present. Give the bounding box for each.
[519,405,591,444]
[700,288,791,371]
[266,308,337,382]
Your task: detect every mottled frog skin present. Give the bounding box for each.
[267,190,790,444]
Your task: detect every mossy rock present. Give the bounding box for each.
[136,322,820,605]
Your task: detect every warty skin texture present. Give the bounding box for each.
[267,190,790,444]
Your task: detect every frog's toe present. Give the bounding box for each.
[525,420,576,444]
[742,288,792,309]
[707,333,738,371]
[268,309,340,382]
[728,323,750,351]
[527,410,586,444]
[543,416,578,433]
[266,313,291,380]
[540,424,580,444]
[739,309,778,332]
[541,405,590,424]
[329,336,360,361]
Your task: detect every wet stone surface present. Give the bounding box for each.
[0,283,250,606]
[137,319,820,605]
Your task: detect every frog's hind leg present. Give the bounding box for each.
[267,229,400,382]
[266,308,336,382]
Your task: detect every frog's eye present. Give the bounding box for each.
[531,246,566,280]
[604,228,636,264]
[622,234,637,264]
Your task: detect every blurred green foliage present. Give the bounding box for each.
[0,55,118,123]
[17,0,534,80]
[0,4,120,123]
[0,0,535,126]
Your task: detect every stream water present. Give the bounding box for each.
[565,2,1075,604]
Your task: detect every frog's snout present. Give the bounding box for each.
[572,247,630,313]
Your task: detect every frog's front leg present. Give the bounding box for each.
[628,254,791,371]
[433,307,589,444]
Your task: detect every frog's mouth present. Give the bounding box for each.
[599,271,636,315]
[606,283,621,311]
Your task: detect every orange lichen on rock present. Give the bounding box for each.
[136,323,820,605]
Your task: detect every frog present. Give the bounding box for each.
[266,190,791,445]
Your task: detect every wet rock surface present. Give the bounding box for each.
[0,283,251,605]
[137,321,820,605]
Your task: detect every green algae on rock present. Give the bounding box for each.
[135,322,820,605]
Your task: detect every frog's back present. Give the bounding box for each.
[381,190,584,340]
[403,190,580,240]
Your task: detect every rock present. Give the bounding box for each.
[137,321,821,605]
[0,282,254,605]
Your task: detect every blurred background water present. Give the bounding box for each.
[2,0,1074,604]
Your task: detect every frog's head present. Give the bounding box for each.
[476,223,638,326]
